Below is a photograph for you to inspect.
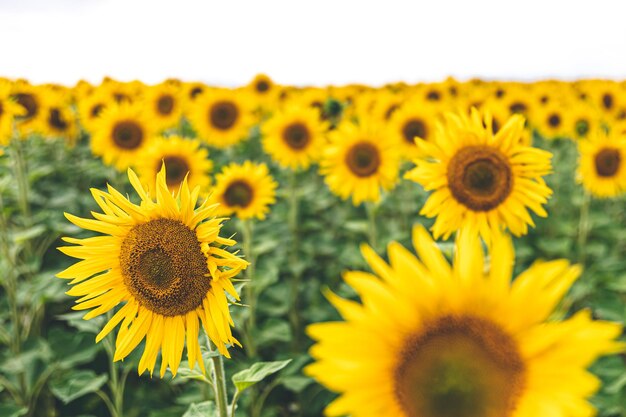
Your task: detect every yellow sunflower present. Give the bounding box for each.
[577,128,626,197]
[78,89,110,132]
[307,225,623,417]
[0,81,25,146]
[188,89,254,149]
[144,82,183,131]
[57,167,248,377]
[532,102,573,140]
[210,161,277,220]
[405,108,552,242]
[320,121,400,205]
[91,102,155,170]
[11,82,46,135]
[261,105,328,170]
[136,136,212,194]
[248,73,279,110]
[387,98,439,160]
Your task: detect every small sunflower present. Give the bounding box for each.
[307,225,623,417]
[532,102,572,140]
[78,89,110,132]
[248,74,279,109]
[405,109,552,242]
[136,136,212,194]
[0,81,25,145]
[387,98,439,159]
[320,121,400,205]
[210,161,277,220]
[57,167,248,377]
[578,128,626,197]
[91,102,155,170]
[189,89,254,149]
[261,105,328,170]
[144,83,183,131]
[11,82,45,135]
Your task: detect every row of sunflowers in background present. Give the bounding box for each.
[0,74,625,417]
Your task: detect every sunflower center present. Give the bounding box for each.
[509,102,526,114]
[224,180,254,208]
[0,102,4,119]
[210,101,239,130]
[602,93,614,110]
[112,120,144,150]
[14,93,38,119]
[48,108,68,130]
[162,156,190,188]
[190,87,204,98]
[595,148,621,177]
[157,95,174,115]
[385,104,400,120]
[120,218,211,316]
[402,119,427,143]
[345,142,381,177]
[576,119,589,136]
[255,80,270,93]
[548,113,561,127]
[395,315,525,417]
[91,104,104,118]
[282,122,311,150]
[427,90,441,101]
[447,146,513,211]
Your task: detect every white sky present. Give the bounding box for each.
[1,0,626,87]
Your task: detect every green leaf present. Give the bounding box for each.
[182,401,217,417]
[232,359,292,393]
[0,404,28,417]
[49,370,108,404]
[11,225,47,243]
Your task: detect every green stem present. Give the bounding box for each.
[365,202,378,252]
[10,138,32,226]
[96,389,119,417]
[102,320,125,417]
[0,193,21,355]
[287,170,302,351]
[577,190,591,265]
[240,219,257,358]
[206,337,229,417]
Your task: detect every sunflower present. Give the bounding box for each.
[320,121,400,205]
[57,167,248,377]
[569,102,602,140]
[248,73,279,109]
[307,225,623,417]
[210,161,277,220]
[91,102,155,170]
[261,105,328,170]
[532,102,572,140]
[577,128,626,197]
[136,136,212,194]
[144,83,183,131]
[387,98,439,159]
[188,89,254,149]
[11,82,45,135]
[0,81,25,146]
[405,109,552,242]
[78,89,110,132]
[41,103,78,144]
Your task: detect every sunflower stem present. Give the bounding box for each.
[10,137,32,227]
[206,337,229,417]
[577,190,591,265]
[287,170,302,351]
[240,218,257,357]
[365,202,378,252]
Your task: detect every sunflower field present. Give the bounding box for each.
[0,75,625,417]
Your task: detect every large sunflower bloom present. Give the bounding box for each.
[307,226,623,417]
[57,167,248,377]
[577,128,626,198]
[405,108,552,242]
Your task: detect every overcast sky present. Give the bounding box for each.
[1,0,626,87]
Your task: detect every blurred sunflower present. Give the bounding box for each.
[578,128,626,197]
[41,103,78,144]
[189,89,253,148]
[307,225,623,417]
[210,161,277,220]
[261,105,328,170]
[91,102,155,170]
[387,98,438,159]
[248,73,279,109]
[11,82,45,135]
[0,81,25,145]
[77,89,110,132]
[533,102,572,139]
[145,83,183,131]
[405,109,552,242]
[57,167,248,376]
[320,121,400,205]
[136,136,212,194]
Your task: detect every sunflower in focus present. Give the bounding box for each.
[136,136,212,194]
[578,128,626,197]
[210,161,277,220]
[91,102,155,170]
[261,105,328,170]
[320,121,400,205]
[58,167,248,377]
[387,98,438,159]
[189,89,253,149]
[144,83,183,131]
[405,109,552,242]
[307,225,623,417]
